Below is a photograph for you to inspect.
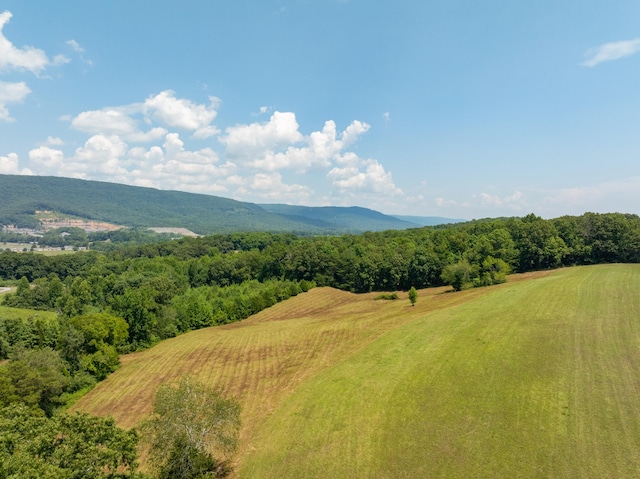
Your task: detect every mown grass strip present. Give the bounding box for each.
[238,265,640,479]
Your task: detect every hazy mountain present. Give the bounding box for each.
[0,174,457,235]
[392,215,466,226]
[260,204,418,232]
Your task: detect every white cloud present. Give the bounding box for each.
[0,152,32,174]
[71,107,141,136]
[221,111,304,160]
[43,136,65,146]
[143,90,220,138]
[0,11,50,74]
[582,38,640,67]
[29,136,129,180]
[328,159,403,196]
[340,120,370,147]
[74,135,129,174]
[221,115,374,175]
[0,12,75,121]
[251,105,270,117]
[65,39,84,53]
[65,39,92,67]
[28,146,66,171]
[478,190,525,209]
[0,80,30,121]
[70,106,168,142]
[234,172,313,203]
[24,91,405,209]
[52,54,70,66]
[69,91,219,141]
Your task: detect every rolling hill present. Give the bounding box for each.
[0,174,455,235]
[260,204,416,231]
[72,264,640,478]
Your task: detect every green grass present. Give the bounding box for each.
[0,305,58,321]
[238,265,640,478]
[74,265,640,478]
[0,242,76,255]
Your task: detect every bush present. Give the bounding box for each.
[375,293,398,300]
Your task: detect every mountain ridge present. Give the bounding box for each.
[0,174,461,234]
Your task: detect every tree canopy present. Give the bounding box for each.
[141,376,241,479]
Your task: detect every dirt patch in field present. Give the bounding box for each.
[147,227,200,237]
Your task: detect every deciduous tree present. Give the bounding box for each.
[141,376,241,478]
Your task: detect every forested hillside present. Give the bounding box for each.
[1,212,638,348]
[260,204,416,231]
[0,174,424,234]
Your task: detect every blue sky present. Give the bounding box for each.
[1,1,639,220]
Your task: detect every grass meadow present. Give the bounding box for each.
[74,265,640,478]
[0,304,56,320]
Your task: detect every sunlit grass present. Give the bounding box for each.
[239,265,640,478]
[0,305,57,321]
[73,265,640,478]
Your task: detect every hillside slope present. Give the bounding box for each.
[260,204,418,231]
[0,174,302,234]
[0,174,428,234]
[73,265,640,477]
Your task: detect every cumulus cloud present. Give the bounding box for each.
[0,11,50,74]
[328,159,402,196]
[29,136,130,181]
[221,111,304,160]
[220,114,375,178]
[0,11,72,120]
[69,91,220,141]
[70,106,168,142]
[0,152,32,174]
[23,89,404,208]
[143,90,220,138]
[127,133,235,192]
[0,80,30,121]
[234,172,313,202]
[28,146,66,171]
[582,38,640,67]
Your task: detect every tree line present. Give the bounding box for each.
[2,212,639,293]
[1,212,639,409]
[1,211,639,477]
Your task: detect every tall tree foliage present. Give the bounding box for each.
[0,405,142,478]
[141,376,241,479]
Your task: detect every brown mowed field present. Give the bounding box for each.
[72,279,528,451]
[73,271,553,468]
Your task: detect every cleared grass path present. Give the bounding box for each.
[238,265,640,478]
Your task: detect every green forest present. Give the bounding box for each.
[0,174,416,235]
[1,211,639,477]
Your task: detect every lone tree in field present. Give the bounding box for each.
[141,376,241,479]
[408,286,418,306]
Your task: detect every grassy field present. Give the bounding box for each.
[74,265,640,478]
[1,242,76,255]
[0,304,57,321]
